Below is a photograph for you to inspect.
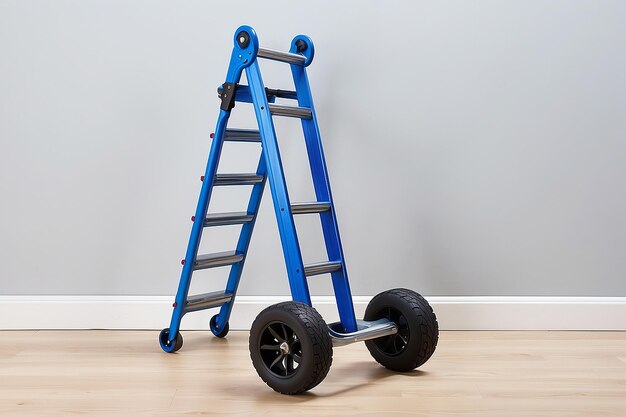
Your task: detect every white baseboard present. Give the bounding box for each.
[0,296,625,331]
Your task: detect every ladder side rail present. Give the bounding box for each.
[213,155,268,332]
[289,38,358,333]
[167,27,258,340]
[245,60,312,305]
[168,109,229,338]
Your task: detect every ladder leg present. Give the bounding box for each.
[167,110,231,339]
[212,154,267,332]
[245,61,312,305]
[290,62,358,333]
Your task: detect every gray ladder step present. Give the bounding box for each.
[214,173,264,186]
[203,212,254,227]
[304,261,343,277]
[268,104,312,119]
[184,290,233,313]
[193,250,245,271]
[224,129,261,142]
[291,202,331,215]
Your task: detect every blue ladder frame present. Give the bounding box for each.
[164,26,358,348]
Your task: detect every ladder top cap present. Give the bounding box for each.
[232,25,260,67]
[290,34,314,66]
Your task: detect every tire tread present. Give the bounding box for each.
[365,288,438,371]
[250,301,333,394]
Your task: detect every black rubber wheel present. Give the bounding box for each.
[364,288,438,372]
[210,314,229,338]
[159,328,183,353]
[249,301,333,395]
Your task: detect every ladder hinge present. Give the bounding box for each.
[219,82,237,111]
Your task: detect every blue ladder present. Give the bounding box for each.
[159,26,438,396]
[160,26,361,351]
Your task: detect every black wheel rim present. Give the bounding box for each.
[373,306,410,356]
[258,321,302,378]
[161,330,172,347]
[160,329,173,348]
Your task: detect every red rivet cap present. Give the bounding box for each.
[181,259,185,265]
[200,175,204,181]
[191,215,195,221]
[210,132,214,139]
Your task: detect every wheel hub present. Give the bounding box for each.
[373,306,410,356]
[258,321,303,378]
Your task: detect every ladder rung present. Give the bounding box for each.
[257,47,306,65]
[214,173,264,186]
[224,129,261,142]
[193,251,245,270]
[184,290,233,313]
[265,88,298,100]
[291,202,331,215]
[304,261,342,277]
[204,212,254,227]
[269,104,312,119]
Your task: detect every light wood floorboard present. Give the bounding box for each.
[1,331,625,416]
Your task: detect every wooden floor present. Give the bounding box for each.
[1,331,625,416]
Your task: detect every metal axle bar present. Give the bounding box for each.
[328,319,398,347]
[258,47,306,65]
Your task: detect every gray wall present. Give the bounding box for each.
[1,1,625,296]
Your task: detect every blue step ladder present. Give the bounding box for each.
[160,26,399,352]
[159,26,439,395]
